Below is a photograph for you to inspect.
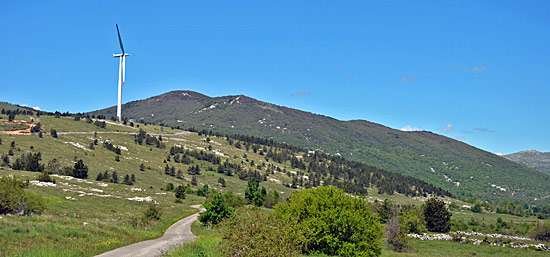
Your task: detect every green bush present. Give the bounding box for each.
[222,191,244,208]
[471,203,482,213]
[220,210,305,257]
[530,222,550,242]
[175,185,186,199]
[37,170,55,184]
[199,192,233,226]
[274,186,383,257]
[398,208,426,234]
[0,176,45,215]
[143,203,162,221]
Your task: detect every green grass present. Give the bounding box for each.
[0,123,29,131]
[0,167,201,256]
[381,238,550,257]
[162,222,222,257]
[1,114,548,256]
[165,224,550,257]
[0,114,298,256]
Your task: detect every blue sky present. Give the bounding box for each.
[1,0,549,154]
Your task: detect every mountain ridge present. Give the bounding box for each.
[505,150,550,175]
[87,90,550,205]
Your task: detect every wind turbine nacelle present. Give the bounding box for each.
[113,53,130,58]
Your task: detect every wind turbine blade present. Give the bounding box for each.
[116,24,125,54]
[122,55,126,86]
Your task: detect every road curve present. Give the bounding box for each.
[95,205,203,257]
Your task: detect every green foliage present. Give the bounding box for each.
[143,203,162,221]
[37,170,55,183]
[471,203,483,213]
[89,90,550,205]
[221,191,244,208]
[50,129,57,138]
[244,178,264,206]
[398,208,426,234]
[263,189,280,208]
[274,186,383,257]
[385,216,408,252]
[0,176,45,215]
[529,222,550,242]
[196,184,209,197]
[423,198,452,232]
[11,152,44,172]
[220,210,305,257]
[72,159,88,179]
[174,185,186,199]
[199,192,233,226]
[164,182,174,191]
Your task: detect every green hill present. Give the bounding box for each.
[0,109,459,255]
[88,90,550,205]
[504,150,550,175]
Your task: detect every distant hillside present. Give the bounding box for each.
[89,90,550,205]
[504,150,550,175]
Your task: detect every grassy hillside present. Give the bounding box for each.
[505,150,550,175]
[0,113,290,256]
[1,107,548,256]
[0,110,460,256]
[89,90,550,205]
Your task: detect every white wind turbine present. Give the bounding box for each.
[113,24,130,121]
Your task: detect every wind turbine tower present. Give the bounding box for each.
[113,24,130,121]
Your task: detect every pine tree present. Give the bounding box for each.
[111,171,119,183]
[73,159,88,179]
[50,129,58,138]
[218,177,226,187]
[423,198,452,232]
[191,176,197,186]
[131,174,136,183]
[140,163,145,171]
[123,174,131,185]
[96,173,104,181]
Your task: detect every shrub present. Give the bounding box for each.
[0,176,45,215]
[471,203,482,213]
[175,185,186,199]
[143,203,162,221]
[423,197,452,232]
[530,222,550,242]
[274,186,382,257]
[386,216,408,252]
[244,178,265,206]
[220,210,305,257]
[199,192,233,226]
[37,170,55,184]
[222,191,244,208]
[398,208,426,234]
